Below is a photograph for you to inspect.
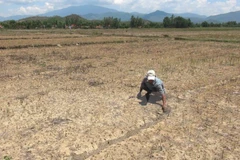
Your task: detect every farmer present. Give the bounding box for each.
[138,70,168,113]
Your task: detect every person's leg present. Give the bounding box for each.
[145,91,151,102]
[141,85,152,102]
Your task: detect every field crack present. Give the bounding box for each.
[71,114,168,159]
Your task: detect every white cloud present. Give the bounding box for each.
[113,0,125,4]
[197,0,207,4]
[1,0,240,17]
[117,0,240,16]
[6,0,37,4]
[45,2,54,10]
[13,2,55,15]
[194,0,240,15]
[17,6,43,15]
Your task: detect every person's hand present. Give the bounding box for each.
[162,104,167,109]
[162,105,171,114]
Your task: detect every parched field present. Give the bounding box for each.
[0,28,239,160]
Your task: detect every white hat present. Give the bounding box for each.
[147,70,156,76]
[147,75,156,81]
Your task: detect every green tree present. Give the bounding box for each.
[103,17,112,28]
[187,18,193,27]
[65,14,83,28]
[226,21,237,27]
[163,17,171,28]
[130,15,136,28]
[8,20,17,29]
[136,17,144,27]
[163,16,191,28]
[174,16,188,28]
[119,21,130,28]
[170,14,175,27]
[130,16,144,28]
[201,21,209,27]
[102,17,121,28]
[112,18,120,28]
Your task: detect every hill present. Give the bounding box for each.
[19,16,55,21]
[0,15,29,21]
[207,11,240,23]
[18,14,87,24]
[0,5,240,23]
[176,13,207,19]
[0,16,4,21]
[83,12,144,21]
[175,13,206,23]
[40,5,119,17]
[142,10,171,22]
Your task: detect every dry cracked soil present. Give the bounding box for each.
[0,29,239,160]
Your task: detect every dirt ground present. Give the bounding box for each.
[0,29,239,160]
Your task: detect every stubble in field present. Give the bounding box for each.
[0,29,239,159]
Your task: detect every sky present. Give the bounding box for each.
[0,0,240,17]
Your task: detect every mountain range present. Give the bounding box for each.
[0,5,240,23]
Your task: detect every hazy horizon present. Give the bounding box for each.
[0,0,240,17]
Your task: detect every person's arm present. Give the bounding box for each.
[137,78,145,98]
[139,78,146,93]
[162,93,167,108]
[155,80,167,108]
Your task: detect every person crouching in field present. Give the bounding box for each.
[138,70,169,113]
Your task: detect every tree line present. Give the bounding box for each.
[0,14,240,29]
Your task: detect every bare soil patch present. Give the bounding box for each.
[0,29,239,160]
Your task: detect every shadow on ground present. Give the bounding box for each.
[137,92,163,106]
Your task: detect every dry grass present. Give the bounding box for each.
[0,36,139,49]
[0,29,239,160]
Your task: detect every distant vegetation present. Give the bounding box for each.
[0,14,239,29]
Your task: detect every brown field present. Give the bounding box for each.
[0,28,239,160]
